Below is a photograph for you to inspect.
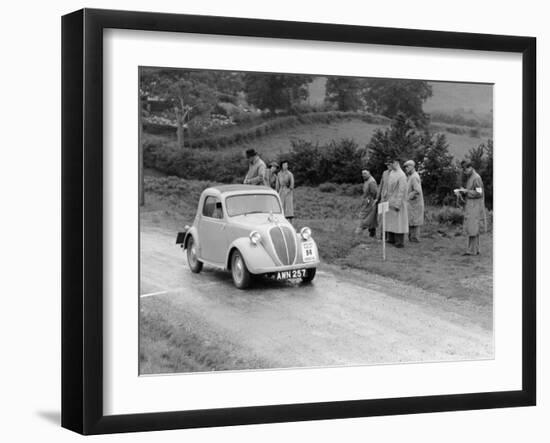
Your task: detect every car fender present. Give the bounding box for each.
[183,226,200,251]
[226,237,277,274]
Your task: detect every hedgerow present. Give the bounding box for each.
[144,111,390,150]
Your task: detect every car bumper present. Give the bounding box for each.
[248,260,320,275]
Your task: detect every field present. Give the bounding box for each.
[142,176,493,309]
[221,119,382,156]
[146,117,490,162]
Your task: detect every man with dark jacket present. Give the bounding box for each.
[243,149,267,186]
[355,169,378,237]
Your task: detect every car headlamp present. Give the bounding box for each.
[300,227,312,240]
[249,231,262,245]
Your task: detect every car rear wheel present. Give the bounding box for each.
[186,236,203,273]
[301,268,316,284]
[231,250,251,289]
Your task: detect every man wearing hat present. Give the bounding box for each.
[376,156,392,204]
[355,169,378,237]
[404,159,424,242]
[265,161,279,190]
[385,157,409,248]
[243,148,268,186]
[456,160,485,255]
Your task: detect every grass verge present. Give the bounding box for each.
[140,297,273,374]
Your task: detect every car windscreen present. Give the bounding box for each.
[225,194,282,217]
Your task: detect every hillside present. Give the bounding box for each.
[224,118,488,160]
[221,119,382,156]
[146,117,489,161]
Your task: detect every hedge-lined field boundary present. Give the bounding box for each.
[143,137,369,185]
[144,111,390,150]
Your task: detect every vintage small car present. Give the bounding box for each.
[176,185,320,289]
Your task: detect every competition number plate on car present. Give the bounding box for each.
[301,241,316,262]
[276,269,307,280]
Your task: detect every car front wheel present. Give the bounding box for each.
[301,268,316,284]
[231,250,251,289]
[186,236,203,273]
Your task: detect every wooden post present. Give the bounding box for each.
[382,209,386,261]
[378,201,389,261]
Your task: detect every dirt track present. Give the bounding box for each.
[140,223,493,372]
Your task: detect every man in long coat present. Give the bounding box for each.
[355,169,378,237]
[243,148,267,186]
[385,158,409,248]
[458,160,485,255]
[376,158,392,240]
[404,160,424,242]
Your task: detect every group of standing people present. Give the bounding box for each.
[243,148,485,255]
[356,156,485,255]
[356,156,423,248]
[243,148,295,223]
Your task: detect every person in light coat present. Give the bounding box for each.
[385,157,409,248]
[457,160,485,255]
[277,160,295,223]
[404,160,425,242]
[376,157,392,240]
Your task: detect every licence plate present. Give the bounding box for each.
[301,241,316,262]
[275,269,307,280]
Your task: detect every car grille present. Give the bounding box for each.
[269,226,297,266]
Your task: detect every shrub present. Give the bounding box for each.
[143,139,247,183]
[318,182,338,193]
[464,139,493,209]
[444,125,466,135]
[427,206,464,225]
[282,138,366,186]
[366,113,423,181]
[283,140,324,186]
[418,133,460,205]
[341,183,364,196]
[323,139,366,184]
[469,127,481,138]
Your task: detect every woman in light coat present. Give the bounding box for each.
[277,160,295,223]
[385,159,409,248]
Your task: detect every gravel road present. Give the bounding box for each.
[140,223,493,372]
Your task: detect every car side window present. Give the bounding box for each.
[202,196,223,219]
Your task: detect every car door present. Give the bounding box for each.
[198,195,227,265]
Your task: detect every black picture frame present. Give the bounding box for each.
[61,8,536,435]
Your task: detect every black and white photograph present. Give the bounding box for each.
[138,68,494,375]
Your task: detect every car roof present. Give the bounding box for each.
[204,185,276,196]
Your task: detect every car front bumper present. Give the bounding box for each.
[248,260,320,275]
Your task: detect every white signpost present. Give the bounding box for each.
[378,201,389,261]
